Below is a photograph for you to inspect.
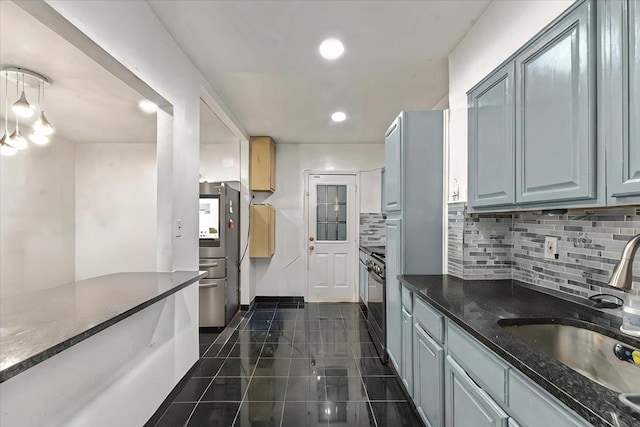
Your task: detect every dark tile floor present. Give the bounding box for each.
[149,302,424,427]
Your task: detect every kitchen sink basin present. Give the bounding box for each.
[499,320,640,393]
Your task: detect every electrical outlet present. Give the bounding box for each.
[544,236,558,259]
[175,219,182,238]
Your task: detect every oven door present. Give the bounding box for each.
[367,268,387,363]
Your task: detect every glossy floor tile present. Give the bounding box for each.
[148,302,424,427]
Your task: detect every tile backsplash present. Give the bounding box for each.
[447,204,640,300]
[360,213,386,246]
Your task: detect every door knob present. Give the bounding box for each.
[309,237,315,241]
[309,245,315,251]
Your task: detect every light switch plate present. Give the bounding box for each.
[175,219,182,238]
[544,236,558,259]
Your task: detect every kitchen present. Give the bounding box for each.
[3,2,638,425]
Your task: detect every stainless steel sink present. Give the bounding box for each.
[500,321,640,393]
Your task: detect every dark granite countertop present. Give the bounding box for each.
[399,275,640,427]
[0,271,206,383]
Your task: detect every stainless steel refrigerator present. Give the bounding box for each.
[199,182,240,328]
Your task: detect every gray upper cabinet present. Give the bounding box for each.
[468,62,515,208]
[384,118,402,213]
[603,0,640,204]
[515,0,596,204]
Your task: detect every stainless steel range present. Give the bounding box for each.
[365,247,387,364]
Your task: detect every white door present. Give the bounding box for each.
[307,174,358,302]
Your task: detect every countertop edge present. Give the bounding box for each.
[0,271,206,384]
[398,274,620,427]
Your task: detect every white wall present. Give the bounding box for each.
[35,0,219,423]
[447,0,574,202]
[75,143,157,280]
[0,138,76,298]
[200,142,240,183]
[253,143,384,297]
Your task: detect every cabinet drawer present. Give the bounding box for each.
[414,296,444,343]
[509,371,586,427]
[401,285,413,313]
[447,321,508,402]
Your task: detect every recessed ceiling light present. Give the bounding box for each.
[331,111,346,122]
[139,99,158,114]
[319,38,344,60]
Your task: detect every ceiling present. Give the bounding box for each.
[0,1,156,144]
[200,99,238,145]
[148,0,491,144]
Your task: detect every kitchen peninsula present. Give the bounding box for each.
[0,271,206,426]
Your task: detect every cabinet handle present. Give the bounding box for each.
[309,245,315,251]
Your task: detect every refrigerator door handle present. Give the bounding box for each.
[199,283,219,289]
[199,262,219,268]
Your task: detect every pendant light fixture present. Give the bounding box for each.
[32,79,54,137]
[11,72,34,118]
[0,70,17,156]
[9,75,27,150]
[30,81,50,145]
[1,66,54,155]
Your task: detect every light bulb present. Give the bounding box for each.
[0,144,17,156]
[0,132,17,156]
[319,38,345,60]
[12,91,34,118]
[9,128,28,150]
[32,111,54,136]
[30,133,50,145]
[331,111,347,122]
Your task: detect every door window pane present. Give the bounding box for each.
[327,185,337,203]
[337,223,347,240]
[315,184,347,242]
[337,186,347,203]
[317,185,327,204]
[327,224,337,240]
[317,224,327,241]
[317,204,326,222]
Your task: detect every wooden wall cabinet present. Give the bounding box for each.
[249,204,275,258]
[249,136,276,192]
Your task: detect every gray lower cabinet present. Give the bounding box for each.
[385,218,402,371]
[508,371,586,427]
[445,355,509,427]
[603,0,640,204]
[515,0,596,205]
[384,117,402,213]
[401,307,413,397]
[413,323,444,427]
[468,62,515,208]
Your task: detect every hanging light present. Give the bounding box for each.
[32,79,54,136]
[1,66,54,154]
[0,70,16,157]
[11,72,34,118]
[9,127,27,150]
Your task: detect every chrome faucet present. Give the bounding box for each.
[608,233,640,291]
